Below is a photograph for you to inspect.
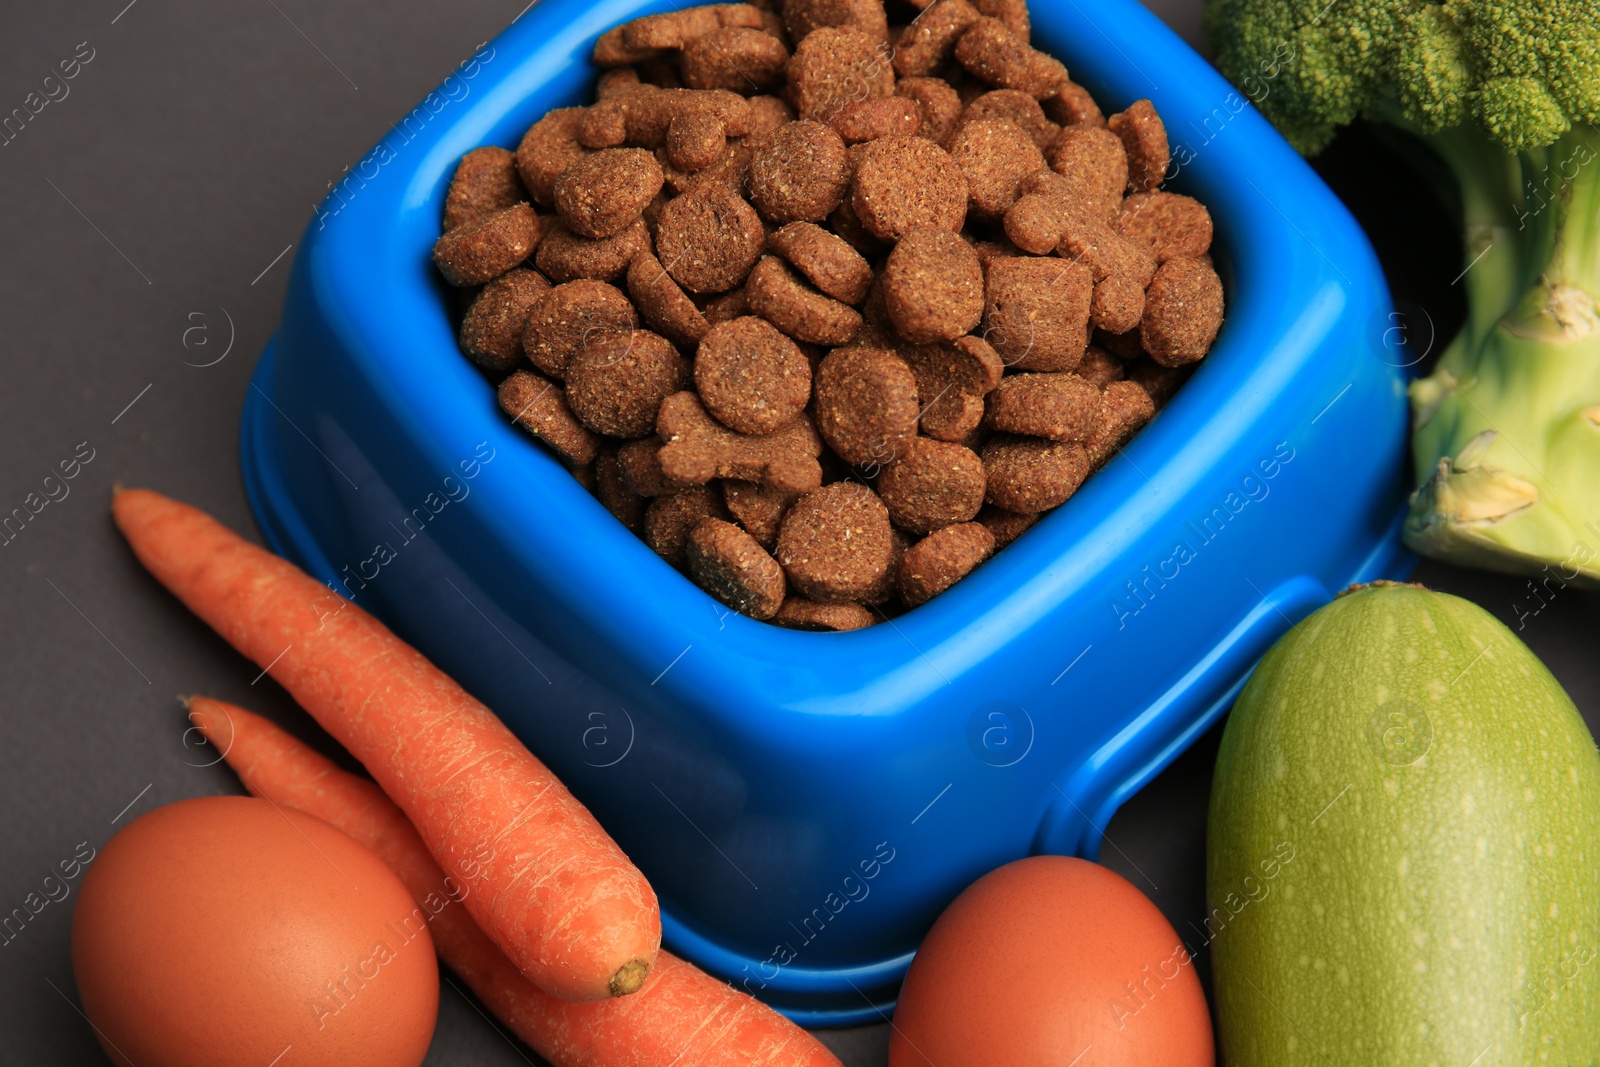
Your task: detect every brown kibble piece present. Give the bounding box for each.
[858,525,909,604]
[594,446,647,534]
[1003,191,1086,255]
[882,228,984,343]
[1092,273,1145,334]
[813,345,920,467]
[776,482,895,601]
[666,111,727,172]
[618,437,689,496]
[695,316,813,434]
[660,138,754,198]
[1126,357,1190,408]
[682,27,790,92]
[565,329,690,438]
[1108,99,1169,193]
[947,116,1045,217]
[850,136,968,240]
[1140,256,1224,366]
[975,504,1037,548]
[983,256,1092,371]
[593,26,665,68]
[554,148,665,239]
[788,27,894,120]
[627,250,711,346]
[748,94,796,136]
[746,255,863,344]
[722,479,797,550]
[900,334,1005,441]
[962,90,1059,152]
[749,120,852,223]
[827,194,888,256]
[830,96,922,143]
[877,437,986,534]
[498,369,601,466]
[444,147,525,231]
[685,518,787,619]
[578,98,631,149]
[516,108,591,205]
[597,67,643,100]
[892,0,980,77]
[986,372,1099,441]
[972,0,1028,39]
[897,522,993,606]
[433,203,540,286]
[768,222,872,304]
[896,77,963,144]
[1082,378,1156,469]
[654,190,766,294]
[623,4,766,51]
[1075,344,1127,388]
[1048,125,1128,218]
[1057,215,1157,283]
[535,218,649,283]
[981,434,1090,512]
[954,18,1066,99]
[523,279,639,380]
[459,268,551,374]
[1118,191,1213,263]
[645,484,728,568]
[1042,79,1105,127]
[772,597,875,630]
[702,286,751,325]
[783,0,889,42]
[657,390,825,494]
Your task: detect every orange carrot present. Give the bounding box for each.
[114,488,658,1002]
[189,697,842,1067]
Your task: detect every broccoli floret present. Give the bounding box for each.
[1206,0,1600,586]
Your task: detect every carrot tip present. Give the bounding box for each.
[609,959,651,997]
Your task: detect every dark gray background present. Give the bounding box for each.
[1,2,1593,1064]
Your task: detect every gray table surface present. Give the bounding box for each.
[2,2,1593,1064]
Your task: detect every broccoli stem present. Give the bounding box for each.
[1404,124,1600,582]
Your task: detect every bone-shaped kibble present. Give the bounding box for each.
[656,391,823,495]
[579,86,753,150]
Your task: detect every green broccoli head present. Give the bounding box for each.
[1206,0,1600,151]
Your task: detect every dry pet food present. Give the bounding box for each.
[435,0,1227,626]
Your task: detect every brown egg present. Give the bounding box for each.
[890,856,1214,1067]
[72,796,438,1067]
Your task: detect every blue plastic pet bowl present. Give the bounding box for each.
[241,0,1411,1025]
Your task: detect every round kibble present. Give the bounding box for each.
[498,369,600,466]
[947,117,1045,217]
[432,203,540,286]
[1048,125,1128,219]
[444,146,526,230]
[776,482,895,601]
[682,27,789,92]
[813,345,920,467]
[983,256,1092,371]
[1140,256,1224,366]
[975,503,1038,548]
[535,217,649,283]
[851,136,969,241]
[745,255,863,344]
[986,372,1100,441]
[896,76,964,144]
[565,328,689,437]
[627,249,710,347]
[953,18,1066,99]
[772,597,876,631]
[788,27,894,120]
[1108,99,1169,193]
[830,96,923,143]
[876,437,987,534]
[655,190,766,294]
[1092,273,1145,334]
[981,434,1090,512]
[768,222,873,305]
[897,522,994,606]
[516,107,591,205]
[783,0,889,43]
[685,517,787,619]
[749,121,852,224]
[459,268,551,374]
[882,228,985,343]
[892,0,980,77]
[665,110,726,172]
[695,316,813,434]
[962,90,1059,152]
[646,484,727,568]
[523,280,639,380]
[1118,191,1214,262]
[554,148,664,239]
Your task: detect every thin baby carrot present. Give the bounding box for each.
[114,488,658,1002]
[188,697,842,1067]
